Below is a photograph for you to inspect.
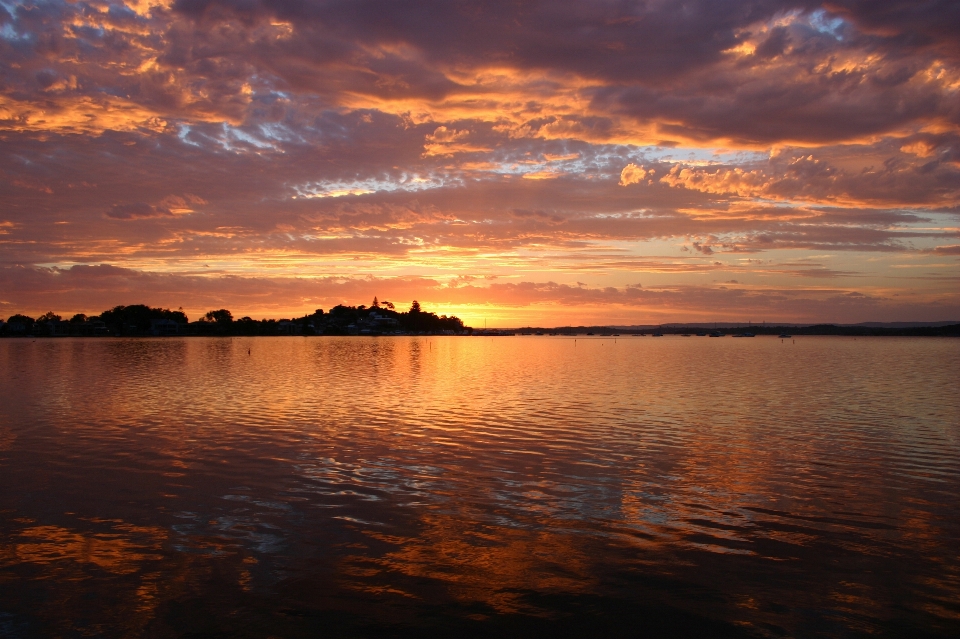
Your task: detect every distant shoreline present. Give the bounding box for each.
[5,304,958,338]
[2,326,958,338]
[503,324,960,337]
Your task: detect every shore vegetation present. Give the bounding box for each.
[1,299,467,337]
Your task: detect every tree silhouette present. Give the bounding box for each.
[1,300,468,337]
[204,309,233,324]
[99,305,188,333]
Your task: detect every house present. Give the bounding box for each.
[359,312,400,334]
[367,312,399,328]
[5,321,27,335]
[46,321,71,336]
[150,318,181,336]
[76,320,108,336]
[277,320,302,335]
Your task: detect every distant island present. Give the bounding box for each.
[2,303,958,337]
[0,298,467,337]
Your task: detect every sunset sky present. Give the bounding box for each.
[1,0,958,326]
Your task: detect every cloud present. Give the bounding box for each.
[511,209,565,224]
[654,142,960,207]
[661,165,769,197]
[105,195,204,219]
[2,264,957,324]
[423,126,490,156]
[2,1,958,323]
[106,203,174,220]
[618,163,647,186]
[692,241,714,255]
[521,169,564,180]
[3,0,955,147]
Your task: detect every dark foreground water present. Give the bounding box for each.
[0,336,958,638]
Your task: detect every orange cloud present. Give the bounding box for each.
[659,164,769,197]
[423,126,491,156]
[618,163,648,186]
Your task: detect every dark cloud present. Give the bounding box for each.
[160,0,960,143]
[826,0,960,57]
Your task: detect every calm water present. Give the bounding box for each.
[1,336,958,638]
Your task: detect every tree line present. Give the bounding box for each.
[1,298,468,336]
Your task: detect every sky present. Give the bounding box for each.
[1,0,958,326]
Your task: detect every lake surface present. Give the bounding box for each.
[1,336,958,638]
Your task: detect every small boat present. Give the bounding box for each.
[779,333,792,338]
[732,332,755,338]
[709,331,724,337]
[696,332,707,336]
[652,331,663,337]
[681,333,691,337]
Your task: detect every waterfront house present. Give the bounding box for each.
[76,320,108,336]
[277,320,303,335]
[5,321,27,335]
[150,318,182,336]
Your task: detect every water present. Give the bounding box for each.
[0,336,958,637]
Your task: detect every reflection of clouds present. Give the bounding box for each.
[0,427,15,451]
[353,515,596,615]
[1,336,958,633]
[0,517,179,633]
[7,522,166,574]
[0,515,262,634]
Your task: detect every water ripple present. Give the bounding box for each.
[0,336,957,637]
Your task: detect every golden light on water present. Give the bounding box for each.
[2,336,957,634]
